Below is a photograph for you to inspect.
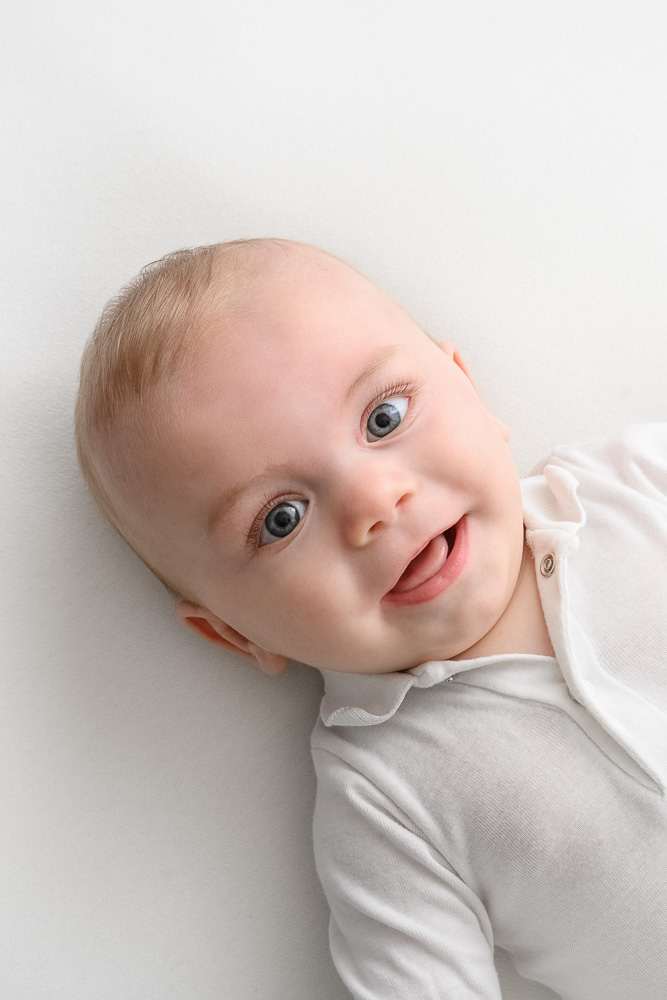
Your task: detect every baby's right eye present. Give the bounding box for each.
[260,499,308,546]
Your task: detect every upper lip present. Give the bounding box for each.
[385,518,459,595]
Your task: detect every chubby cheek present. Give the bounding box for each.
[250,558,376,666]
[215,552,318,639]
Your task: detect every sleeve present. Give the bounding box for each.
[534,422,667,506]
[312,747,502,1000]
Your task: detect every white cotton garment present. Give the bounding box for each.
[311,422,667,1000]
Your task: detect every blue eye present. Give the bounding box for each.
[260,499,308,545]
[366,396,409,440]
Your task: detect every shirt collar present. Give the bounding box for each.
[319,458,586,728]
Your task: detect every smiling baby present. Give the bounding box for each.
[76,238,667,999]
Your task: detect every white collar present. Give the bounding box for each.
[319,460,586,728]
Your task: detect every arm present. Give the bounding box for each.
[313,748,502,1000]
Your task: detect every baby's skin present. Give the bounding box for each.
[102,245,554,675]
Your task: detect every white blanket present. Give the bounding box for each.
[2,2,666,997]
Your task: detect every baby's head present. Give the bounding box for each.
[76,238,523,676]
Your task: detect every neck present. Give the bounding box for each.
[450,530,555,661]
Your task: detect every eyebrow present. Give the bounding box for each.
[341,344,400,408]
[206,463,292,535]
[207,344,401,535]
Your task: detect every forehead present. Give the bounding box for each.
[187,254,427,403]
[148,255,430,490]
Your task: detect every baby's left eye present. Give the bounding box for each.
[259,499,308,546]
[366,396,409,440]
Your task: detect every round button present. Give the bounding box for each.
[540,553,556,577]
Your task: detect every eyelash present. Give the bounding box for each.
[247,379,422,550]
[361,380,420,431]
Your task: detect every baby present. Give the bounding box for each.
[76,238,667,999]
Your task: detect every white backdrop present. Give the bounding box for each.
[2,2,666,997]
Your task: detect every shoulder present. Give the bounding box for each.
[310,720,417,844]
[527,422,667,505]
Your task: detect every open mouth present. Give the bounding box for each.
[383,517,466,606]
[443,522,458,556]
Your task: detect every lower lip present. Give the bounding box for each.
[382,515,469,607]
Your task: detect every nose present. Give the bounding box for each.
[336,456,415,547]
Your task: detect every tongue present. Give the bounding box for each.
[390,533,449,594]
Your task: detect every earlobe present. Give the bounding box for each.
[495,418,511,443]
[174,601,289,675]
[247,645,289,676]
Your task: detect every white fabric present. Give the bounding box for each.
[311,423,667,1000]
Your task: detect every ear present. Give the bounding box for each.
[436,340,478,388]
[174,601,289,676]
[436,340,511,443]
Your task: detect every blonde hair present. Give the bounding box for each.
[75,237,307,600]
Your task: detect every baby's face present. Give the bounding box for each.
[125,253,525,674]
